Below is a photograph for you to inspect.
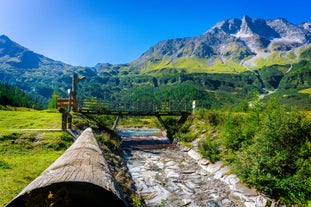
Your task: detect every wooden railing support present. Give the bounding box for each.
[112,113,122,130]
[6,128,128,207]
[156,115,167,130]
[60,108,72,130]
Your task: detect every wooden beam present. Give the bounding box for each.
[56,98,77,109]
[156,115,167,130]
[112,114,122,130]
[6,128,128,207]
[177,113,189,124]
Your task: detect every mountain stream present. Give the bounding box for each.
[118,128,270,207]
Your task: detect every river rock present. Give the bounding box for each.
[120,128,273,207]
[200,161,223,174]
[187,149,202,160]
[214,166,230,179]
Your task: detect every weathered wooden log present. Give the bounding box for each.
[6,128,128,207]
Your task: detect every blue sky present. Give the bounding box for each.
[0,0,310,67]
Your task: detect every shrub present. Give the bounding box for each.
[206,111,222,126]
[220,114,246,151]
[175,132,196,142]
[231,99,311,205]
[198,136,220,163]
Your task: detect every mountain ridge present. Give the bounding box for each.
[1,16,311,108]
[128,15,311,73]
[0,34,96,103]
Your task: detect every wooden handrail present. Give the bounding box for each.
[56,98,77,109]
[6,128,128,207]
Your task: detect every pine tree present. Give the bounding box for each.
[48,91,59,109]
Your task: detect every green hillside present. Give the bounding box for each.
[0,82,43,109]
[0,109,71,206]
[140,56,246,74]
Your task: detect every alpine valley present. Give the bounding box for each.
[1,15,311,109]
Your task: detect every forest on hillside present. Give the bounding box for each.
[0,82,43,109]
[75,60,311,111]
[1,59,311,112]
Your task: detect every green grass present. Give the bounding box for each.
[265,52,290,66]
[0,151,64,206]
[254,52,290,68]
[299,88,311,95]
[0,109,61,132]
[253,48,311,69]
[140,46,311,74]
[0,109,72,206]
[143,56,247,74]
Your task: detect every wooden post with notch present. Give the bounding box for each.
[57,98,76,130]
[56,73,85,130]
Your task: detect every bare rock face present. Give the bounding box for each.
[131,15,311,70]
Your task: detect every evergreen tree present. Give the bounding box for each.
[48,91,59,109]
[0,82,43,109]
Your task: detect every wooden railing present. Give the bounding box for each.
[56,98,77,109]
[79,99,192,115]
[6,128,128,207]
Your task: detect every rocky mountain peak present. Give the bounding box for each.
[0,34,11,42]
[208,18,241,35]
[300,22,311,32]
[0,34,26,57]
[208,15,310,44]
[235,15,280,39]
[130,15,311,72]
[265,18,308,43]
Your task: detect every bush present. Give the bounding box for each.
[198,136,220,163]
[175,132,196,142]
[220,114,246,151]
[231,99,311,205]
[196,109,222,126]
[176,97,311,205]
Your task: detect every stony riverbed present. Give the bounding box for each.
[118,128,272,207]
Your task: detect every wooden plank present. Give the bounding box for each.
[56,98,77,109]
[6,128,128,207]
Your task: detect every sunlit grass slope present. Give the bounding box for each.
[0,109,61,132]
[299,87,311,95]
[143,56,247,74]
[0,109,72,206]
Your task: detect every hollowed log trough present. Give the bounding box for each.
[6,128,128,207]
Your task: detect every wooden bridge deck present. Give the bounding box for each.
[79,108,191,116]
[78,100,192,116]
[58,99,193,130]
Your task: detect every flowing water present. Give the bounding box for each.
[118,128,239,207]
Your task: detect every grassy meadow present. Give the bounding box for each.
[299,87,311,95]
[0,109,72,206]
[0,108,61,132]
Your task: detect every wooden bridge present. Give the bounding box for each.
[56,73,193,130]
[78,99,192,130]
[59,99,192,131]
[78,99,192,115]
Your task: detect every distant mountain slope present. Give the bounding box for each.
[129,15,311,73]
[0,35,69,70]
[1,16,311,109]
[0,35,96,102]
